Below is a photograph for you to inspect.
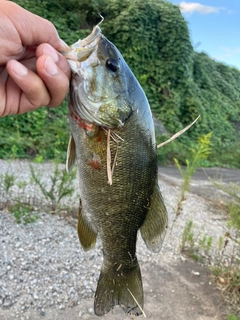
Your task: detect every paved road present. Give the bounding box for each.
[159,166,240,183]
[159,165,240,201]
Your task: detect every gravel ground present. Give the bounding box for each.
[0,160,237,319]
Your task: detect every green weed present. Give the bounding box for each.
[211,265,240,306]
[227,314,240,320]
[30,163,76,211]
[1,162,78,224]
[181,216,240,315]
[208,180,240,315]
[181,220,213,262]
[181,220,195,251]
[0,171,15,196]
[212,181,240,248]
[9,202,38,225]
[199,234,213,256]
[173,132,212,226]
[0,169,39,224]
[0,170,16,209]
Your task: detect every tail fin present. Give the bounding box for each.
[94,261,143,316]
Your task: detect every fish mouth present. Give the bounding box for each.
[66,21,131,129]
[63,24,102,62]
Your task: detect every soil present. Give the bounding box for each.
[0,261,224,320]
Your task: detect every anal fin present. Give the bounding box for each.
[140,179,168,252]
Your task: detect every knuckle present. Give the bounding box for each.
[27,85,50,108]
[56,56,71,78]
[48,85,68,107]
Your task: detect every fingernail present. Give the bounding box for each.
[60,39,69,50]
[44,57,58,76]
[13,62,28,76]
[42,45,59,62]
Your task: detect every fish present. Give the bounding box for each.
[63,21,168,316]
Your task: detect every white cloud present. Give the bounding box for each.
[179,2,224,14]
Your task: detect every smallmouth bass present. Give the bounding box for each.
[64,22,168,316]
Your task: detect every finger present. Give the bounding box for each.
[36,55,70,107]
[20,57,37,73]
[6,60,51,112]
[3,75,21,116]
[3,2,69,52]
[0,67,12,116]
[36,43,71,79]
[15,49,70,107]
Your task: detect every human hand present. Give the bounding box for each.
[0,1,71,117]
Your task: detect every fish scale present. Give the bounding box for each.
[64,24,168,316]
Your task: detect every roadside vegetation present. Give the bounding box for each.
[173,132,212,221]
[0,162,77,224]
[173,137,240,318]
[181,214,240,318]
[0,0,239,167]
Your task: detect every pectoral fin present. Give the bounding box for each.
[66,134,76,173]
[140,180,168,252]
[78,201,97,251]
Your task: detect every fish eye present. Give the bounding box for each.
[106,58,120,73]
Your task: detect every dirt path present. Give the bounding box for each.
[0,260,223,320]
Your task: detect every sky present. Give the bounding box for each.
[169,0,240,69]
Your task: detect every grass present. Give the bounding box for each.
[9,202,38,225]
[181,220,213,263]
[30,162,76,212]
[227,315,240,320]
[0,162,78,224]
[172,132,212,229]
[176,135,240,318]
[211,180,240,318]
[0,171,16,205]
[211,265,240,306]
[181,219,240,317]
